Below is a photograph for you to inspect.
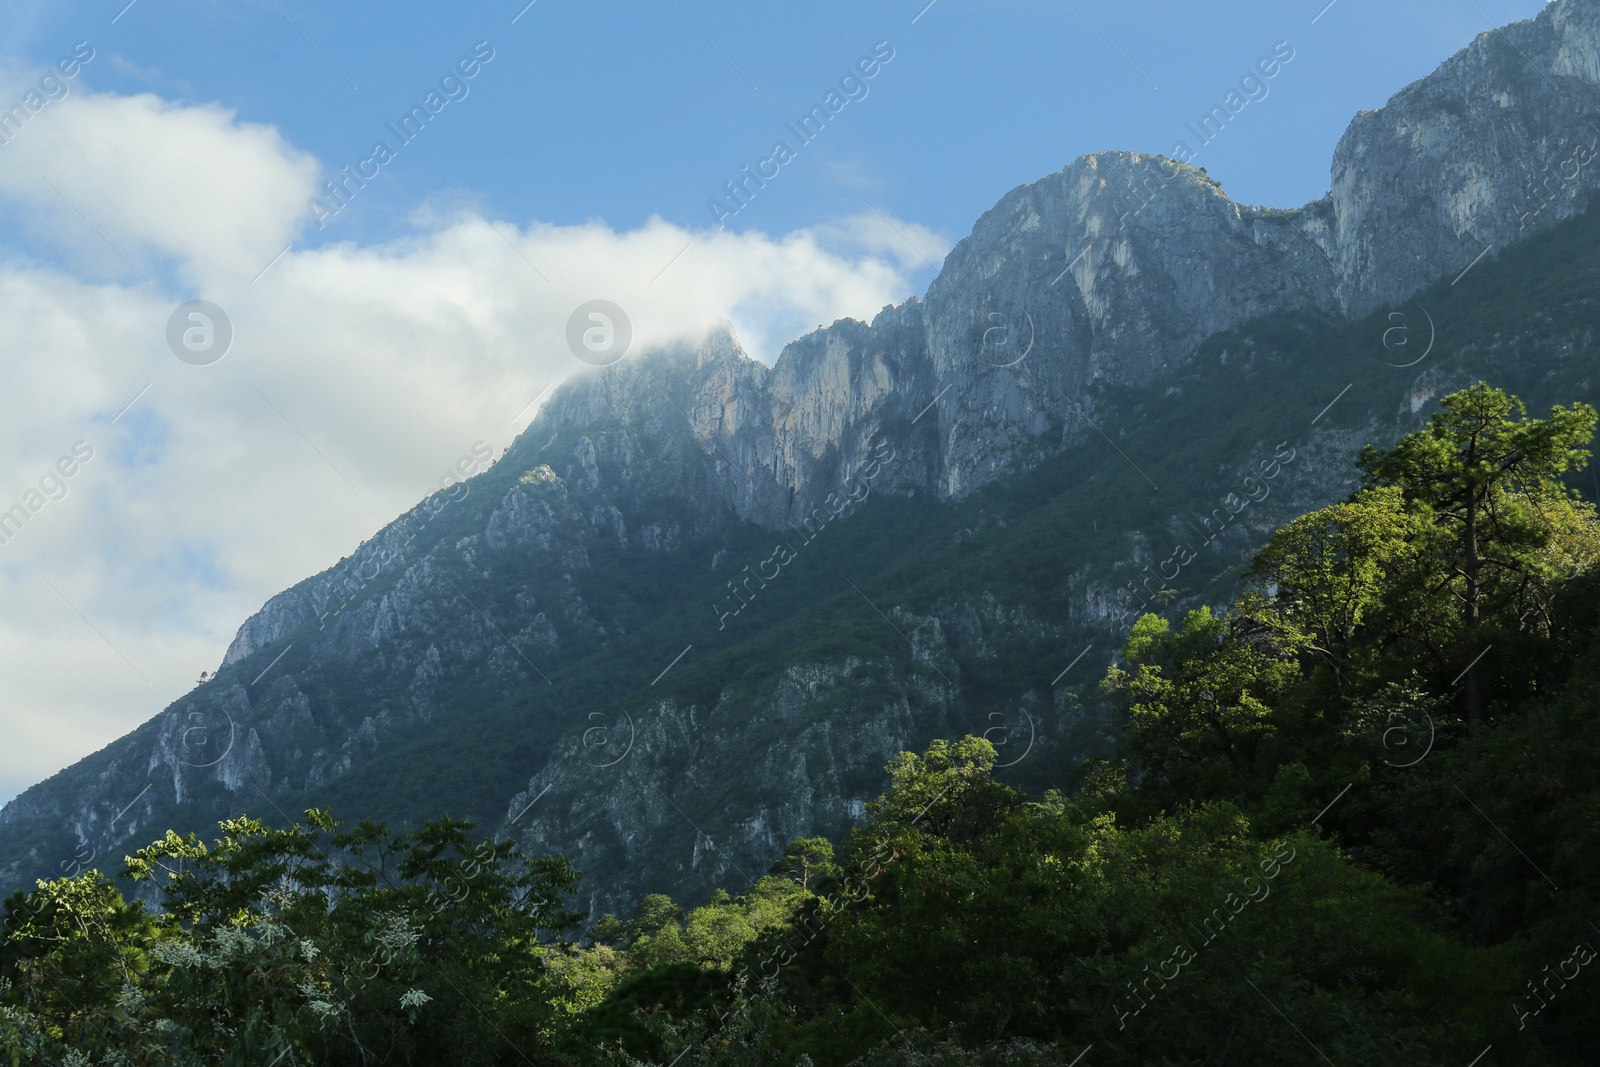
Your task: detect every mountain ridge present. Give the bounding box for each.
[224,0,1600,666]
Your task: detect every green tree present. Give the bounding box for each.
[804,738,1513,1067]
[864,736,1022,845]
[769,837,838,891]
[1247,485,1423,702]
[0,870,157,1058]
[1359,383,1597,723]
[1103,607,1305,802]
[1,809,583,1065]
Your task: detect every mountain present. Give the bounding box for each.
[4,0,1600,920]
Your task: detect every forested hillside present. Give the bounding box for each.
[7,379,1600,1064]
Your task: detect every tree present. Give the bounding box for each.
[1103,607,1305,802]
[812,738,1512,1066]
[864,737,1022,845]
[769,837,838,891]
[1359,384,1597,723]
[0,871,157,1057]
[628,894,685,943]
[0,809,584,1065]
[1246,485,1422,702]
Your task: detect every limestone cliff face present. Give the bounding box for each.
[3,0,1598,913]
[868,152,1343,500]
[529,155,1347,522]
[505,582,1129,920]
[508,657,949,920]
[527,0,1600,518]
[1330,0,1600,316]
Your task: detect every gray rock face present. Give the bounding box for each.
[3,0,1598,914]
[509,656,949,919]
[535,0,1600,520]
[1331,1,1600,316]
[535,155,1348,526]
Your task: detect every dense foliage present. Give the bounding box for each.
[7,382,1600,1064]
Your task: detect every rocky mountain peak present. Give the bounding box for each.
[520,0,1599,514]
[1329,0,1600,315]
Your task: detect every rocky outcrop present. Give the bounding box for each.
[507,655,962,920]
[1331,2,1600,316]
[534,0,1600,520]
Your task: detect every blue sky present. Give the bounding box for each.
[0,0,1555,804]
[2,0,1550,275]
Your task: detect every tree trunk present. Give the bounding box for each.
[1464,496,1484,729]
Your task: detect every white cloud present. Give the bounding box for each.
[0,84,948,803]
[0,89,318,282]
